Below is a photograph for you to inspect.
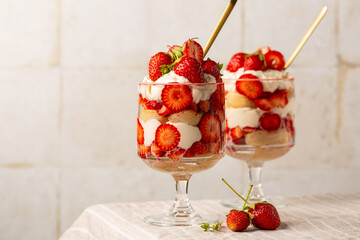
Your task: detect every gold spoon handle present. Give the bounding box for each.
[284,6,328,69]
[203,0,238,57]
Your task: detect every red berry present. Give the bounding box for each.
[209,85,225,111]
[174,56,204,83]
[161,84,193,112]
[198,113,221,143]
[226,53,246,72]
[198,100,210,113]
[254,91,288,111]
[137,119,144,145]
[258,46,271,55]
[151,141,165,158]
[209,140,221,154]
[244,55,264,71]
[248,202,281,230]
[236,74,263,100]
[148,52,172,81]
[167,148,186,162]
[144,100,162,110]
[182,39,204,63]
[184,141,208,157]
[230,126,246,139]
[259,113,281,131]
[138,144,151,159]
[157,105,171,116]
[226,210,250,232]
[202,59,221,79]
[264,50,285,71]
[155,124,181,151]
[139,94,148,106]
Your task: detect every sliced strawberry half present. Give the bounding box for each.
[230,126,246,139]
[198,100,210,113]
[144,100,162,110]
[202,59,221,79]
[139,94,148,106]
[253,98,273,111]
[137,119,144,145]
[151,141,165,158]
[182,39,204,63]
[167,148,186,162]
[138,144,151,159]
[264,50,285,71]
[209,85,225,111]
[243,55,264,71]
[174,56,204,83]
[226,53,246,72]
[157,105,171,116]
[236,74,263,100]
[271,91,288,108]
[155,124,181,151]
[161,84,193,112]
[148,52,173,81]
[198,113,221,143]
[184,141,208,157]
[259,113,281,131]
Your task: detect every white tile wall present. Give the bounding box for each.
[0,0,359,239]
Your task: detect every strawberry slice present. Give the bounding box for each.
[226,53,246,72]
[209,141,221,154]
[243,55,264,71]
[182,39,204,63]
[283,114,295,137]
[202,59,221,79]
[184,141,208,157]
[264,50,285,71]
[157,105,171,116]
[137,119,144,145]
[198,100,210,113]
[148,52,173,81]
[155,124,181,151]
[209,85,225,111]
[259,113,281,131]
[198,113,221,143]
[151,141,165,158]
[236,74,263,100]
[138,144,151,159]
[271,91,288,108]
[139,94,148,106]
[174,56,204,83]
[253,98,273,111]
[161,84,193,112]
[230,126,246,139]
[167,148,186,162]
[145,100,162,110]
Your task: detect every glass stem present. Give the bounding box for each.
[248,162,265,202]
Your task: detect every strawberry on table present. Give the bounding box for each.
[264,50,285,71]
[236,74,263,100]
[148,52,173,81]
[226,210,250,232]
[182,38,204,63]
[243,54,264,71]
[248,202,281,230]
[137,119,144,145]
[161,84,193,112]
[155,124,181,151]
[226,53,246,72]
[174,56,204,83]
[259,113,281,131]
[198,113,221,143]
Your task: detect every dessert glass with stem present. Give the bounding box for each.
[137,81,225,226]
[222,77,295,208]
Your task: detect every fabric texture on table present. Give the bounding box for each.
[60,193,360,240]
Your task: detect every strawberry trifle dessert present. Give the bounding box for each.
[137,39,225,226]
[222,47,295,205]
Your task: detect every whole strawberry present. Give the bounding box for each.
[243,54,264,71]
[226,210,250,232]
[226,52,246,72]
[148,52,172,81]
[248,202,281,230]
[174,56,204,83]
[202,59,223,82]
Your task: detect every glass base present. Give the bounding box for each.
[144,212,220,227]
[221,196,289,209]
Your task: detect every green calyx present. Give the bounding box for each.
[201,221,222,232]
[167,45,183,62]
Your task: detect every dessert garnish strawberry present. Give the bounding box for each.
[198,113,221,143]
[137,119,144,145]
[257,46,271,55]
[236,74,263,100]
[167,45,183,61]
[182,38,204,64]
[155,124,181,151]
[148,52,173,81]
[174,56,204,83]
[254,91,288,111]
[222,178,281,231]
[161,84,193,112]
[200,222,222,232]
[202,58,223,80]
[138,144,151,159]
[264,50,285,71]
[248,202,281,230]
[167,148,186,162]
[259,113,281,131]
[226,53,246,72]
[226,210,250,232]
[243,54,264,71]
[151,141,165,158]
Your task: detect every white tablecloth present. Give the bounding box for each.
[60,193,360,240]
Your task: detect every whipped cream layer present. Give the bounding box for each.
[226,97,295,129]
[140,118,201,149]
[223,68,293,92]
[139,71,217,104]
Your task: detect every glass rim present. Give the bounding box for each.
[138,81,224,86]
[223,77,294,82]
